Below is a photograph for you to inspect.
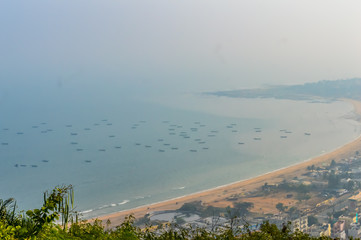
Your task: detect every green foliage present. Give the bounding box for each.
[308,216,318,227]
[276,181,312,194]
[327,170,340,188]
[0,221,20,240]
[296,193,311,201]
[276,203,287,213]
[179,201,203,214]
[0,198,18,226]
[233,202,254,217]
[0,186,342,239]
[25,185,75,237]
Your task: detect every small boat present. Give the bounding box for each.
[85,160,92,163]
[189,149,197,152]
[98,149,106,152]
[158,149,165,152]
[31,165,38,168]
[254,137,261,140]
[109,135,115,138]
[135,143,141,146]
[70,142,78,145]
[163,143,170,146]
[158,139,164,142]
[232,130,238,132]
[41,160,49,162]
[238,142,244,145]
[66,125,72,127]
[1,143,9,145]
[304,133,311,136]
[171,147,178,150]
[208,134,216,137]
[70,133,78,136]
[145,145,152,148]
[115,146,122,149]
[203,147,209,150]
[32,126,38,128]
[20,164,26,167]
[17,132,24,135]
[76,148,83,151]
[106,123,112,126]
[280,136,287,138]
[14,164,18,167]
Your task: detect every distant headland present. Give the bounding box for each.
[206,78,361,101]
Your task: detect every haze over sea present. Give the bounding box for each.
[1,0,361,220]
[1,82,361,218]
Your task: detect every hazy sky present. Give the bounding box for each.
[1,0,361,94]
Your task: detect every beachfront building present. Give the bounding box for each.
[307,225,325,237]
[332,220,346,239]
[291,216,308,233]
[320,223,332,238]
[348,223,361,239]
[348,192,361,210]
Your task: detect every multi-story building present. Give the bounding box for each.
[291,216,308,233]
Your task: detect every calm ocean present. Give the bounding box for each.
[1,84,360,219]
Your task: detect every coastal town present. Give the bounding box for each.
[131,149,361,239]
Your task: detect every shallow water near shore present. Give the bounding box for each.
[1,86,360,219]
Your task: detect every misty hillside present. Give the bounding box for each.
[209,78,361,101]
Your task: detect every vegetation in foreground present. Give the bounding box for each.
[0,185,353,239]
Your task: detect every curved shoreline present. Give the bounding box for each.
[98,99,361,225]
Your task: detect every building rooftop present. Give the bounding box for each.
[349,192,361,202]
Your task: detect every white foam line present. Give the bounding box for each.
[118,200,129,205]
[80,209,93,214]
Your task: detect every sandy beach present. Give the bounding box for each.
[98,99,361,226]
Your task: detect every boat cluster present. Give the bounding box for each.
[1,118,312,168]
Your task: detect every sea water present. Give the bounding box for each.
[1,84,360,219]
